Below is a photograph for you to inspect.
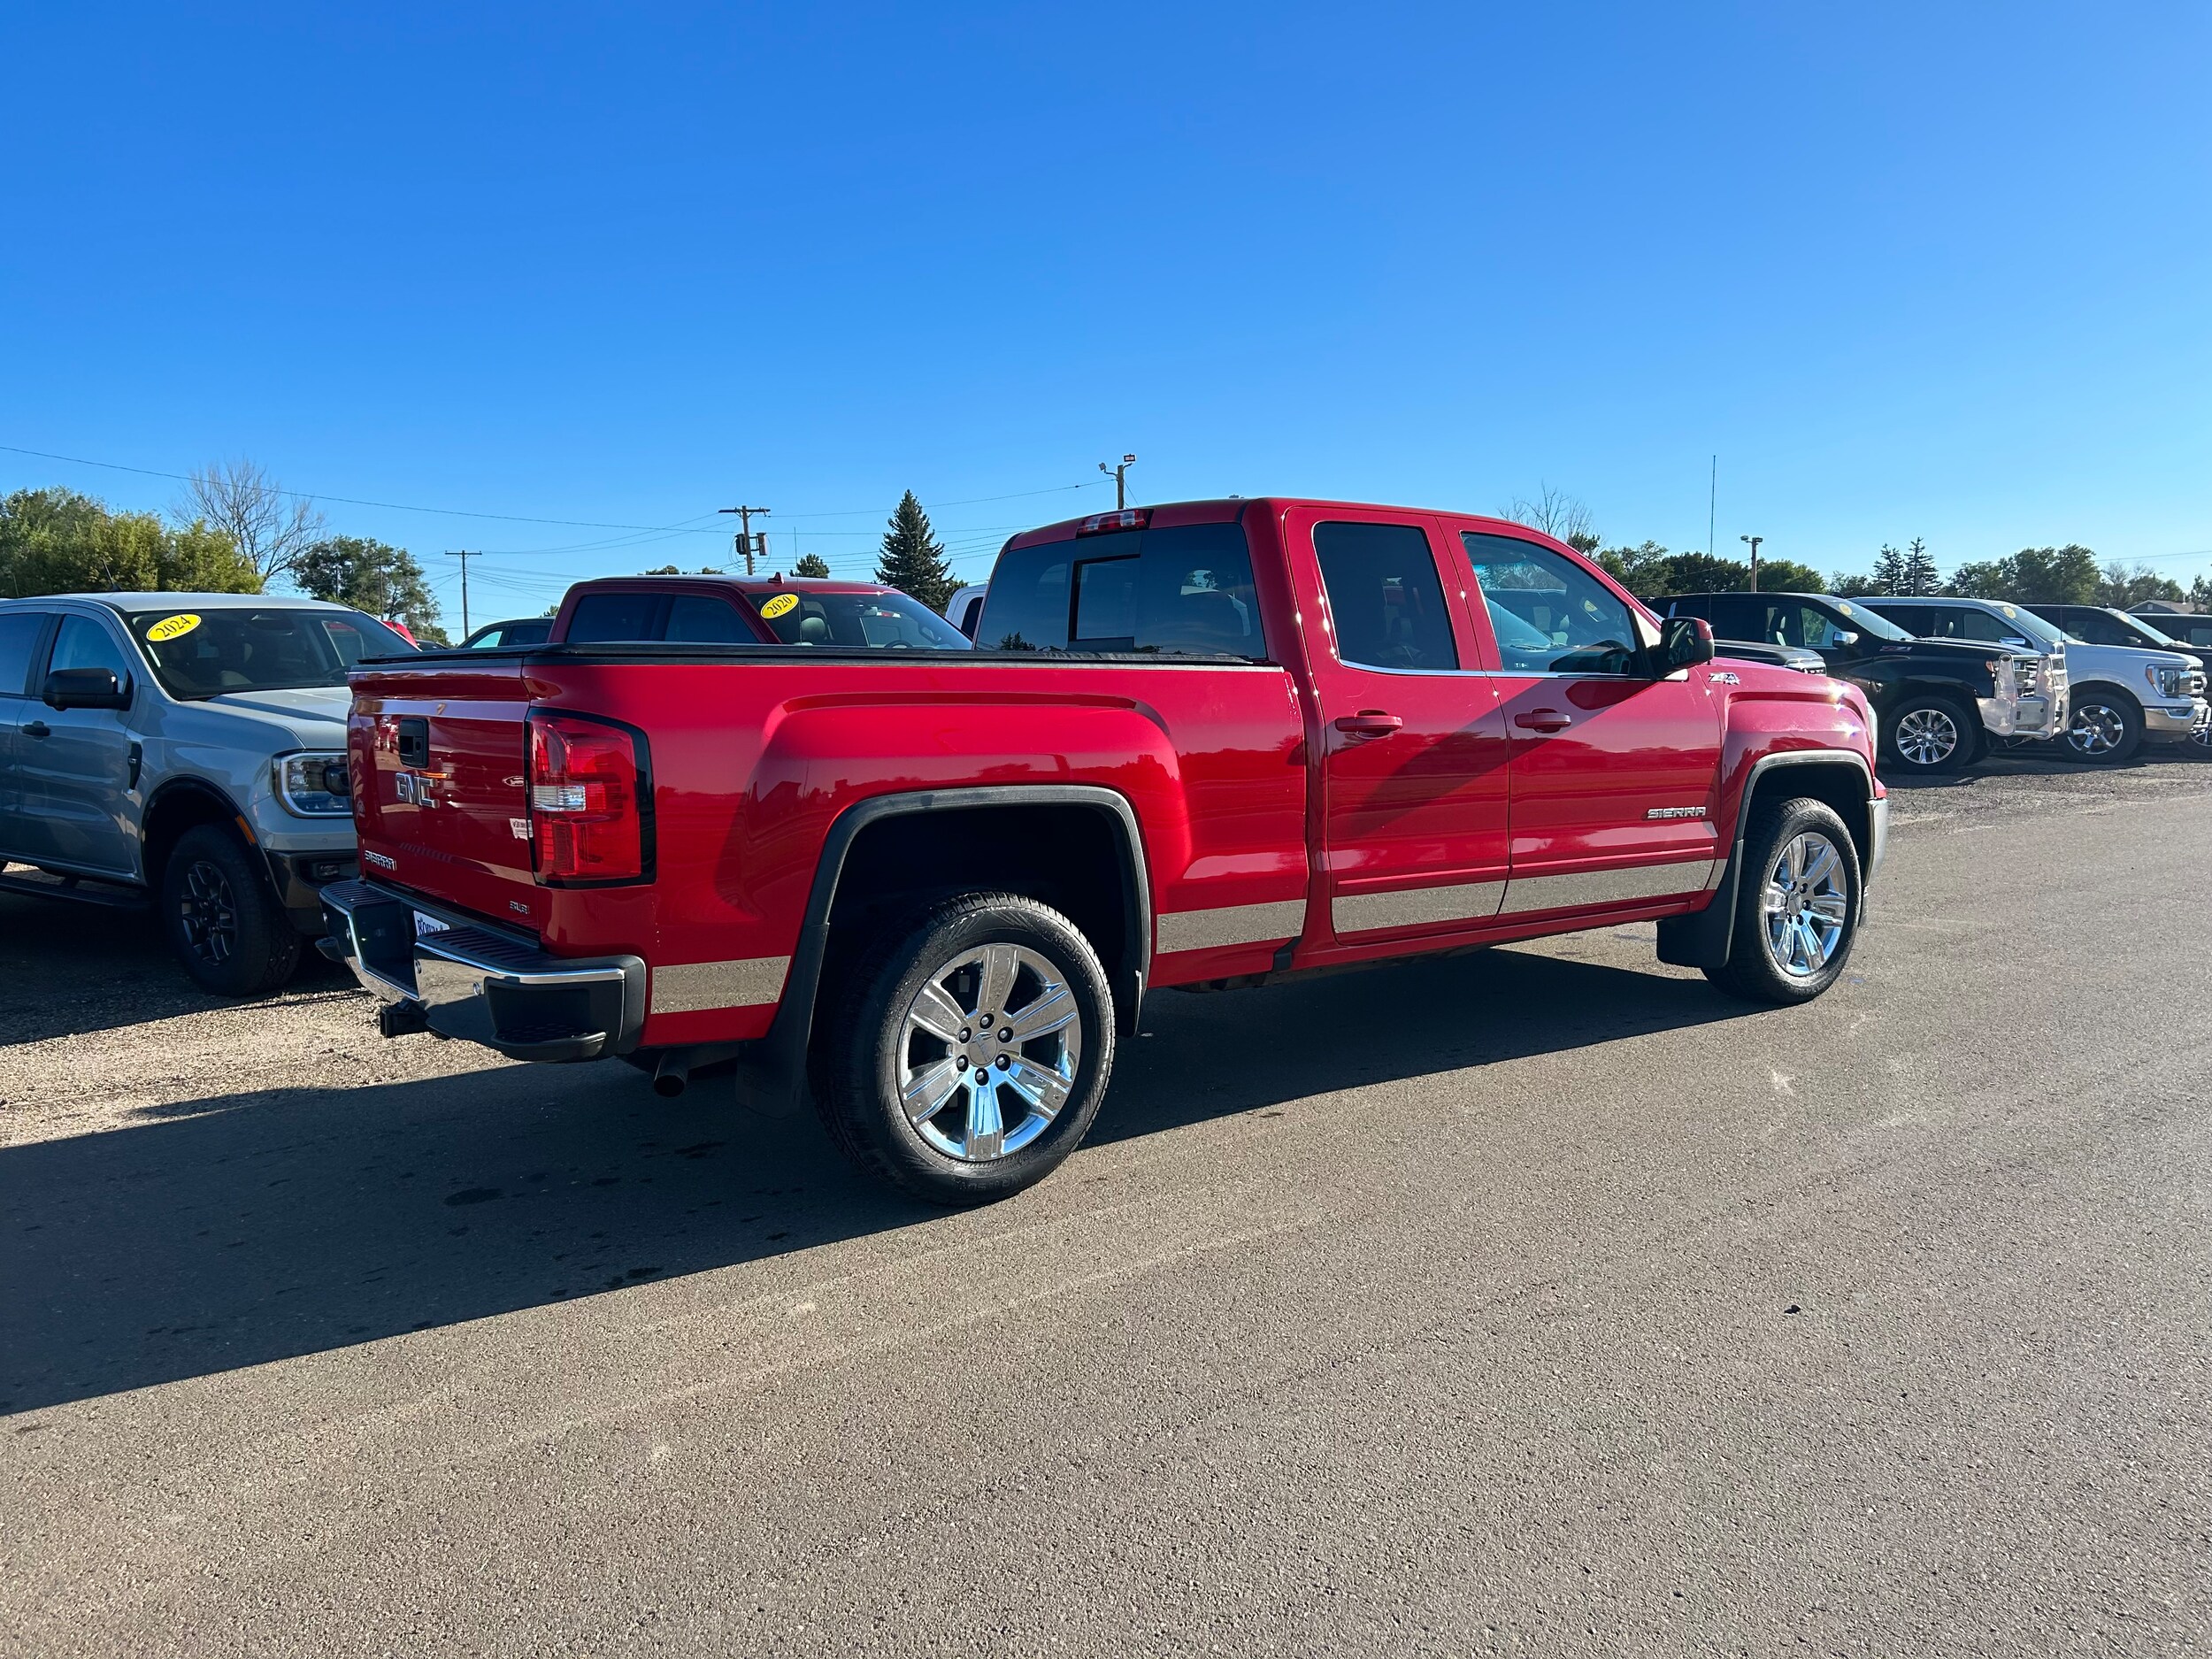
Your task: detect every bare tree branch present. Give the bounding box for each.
[175,458,325,583]
[1502,483,1595,550]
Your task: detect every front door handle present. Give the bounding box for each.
[20,720,50,739]
[1513,709,1571,733]
[1333,710,1403,741]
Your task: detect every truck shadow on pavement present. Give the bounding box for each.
[2,944,1754,1417]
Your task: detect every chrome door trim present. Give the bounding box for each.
[1155,898,1307,954]
[1332,879,1505,935]
[1497,859,1717,916]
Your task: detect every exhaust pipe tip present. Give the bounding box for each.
[651,1050,691,1099]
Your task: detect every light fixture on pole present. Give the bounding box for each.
[1098,454,1136,510]
[1740,534,1763,594]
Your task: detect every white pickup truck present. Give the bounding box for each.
[0,592,414,993]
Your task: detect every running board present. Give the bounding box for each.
[0,868,150,910]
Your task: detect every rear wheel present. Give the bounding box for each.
[1703,797,1863,1004]
[2061,690,2143,764]
[814,893,1113,1205]
[160,825,302,996]
[1883,695,1973,774]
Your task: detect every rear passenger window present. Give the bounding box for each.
[979,523,1265,659]
[0,611,49,695]
[1313,522,1457,671]
[566,592,662,643]
[664,595,752,643]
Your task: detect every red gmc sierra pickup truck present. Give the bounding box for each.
[322,498,1888,1203]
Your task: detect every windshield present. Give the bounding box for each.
[1977,603,2066,647]
[748,588,972,649]
[128,606,414,698]
[1825,598,1914,642]
[2117,611,2180,647]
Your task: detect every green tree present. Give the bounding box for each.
[1901,537,1940,596]
[1830,570,1883,598]
[792,552,831,579]
[1948,544,2100,603]
[1755,558,1826,594]
[0,487,260,598]
[295,536,447,643]
[874,490,955,610]
[1593,541,1671,595]
[1870,544,1907,594]
[2094,561,2185,609]
[2190,574,2212,610]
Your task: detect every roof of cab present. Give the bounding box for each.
[1000,496,1590,553]
[564,573,899,597]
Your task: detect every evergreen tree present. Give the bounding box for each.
[793,552,831,578]
[873,491,954,610]
[1901,537,1939,596]
[1870,543,1907,594]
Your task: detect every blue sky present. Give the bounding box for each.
[4,2,2208,623]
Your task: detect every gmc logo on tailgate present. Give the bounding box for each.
[395,772,438,807]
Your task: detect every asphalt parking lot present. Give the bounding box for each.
[4,748,2209,1656]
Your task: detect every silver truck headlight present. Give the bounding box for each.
[275,750,353,817]
[2148,664,2190,699]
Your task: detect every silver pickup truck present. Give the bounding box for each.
[0,592,413,994]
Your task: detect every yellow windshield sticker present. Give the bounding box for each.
[2000,603,2016,618]
[1838,602,1854,617]
[758,594,799,620]
[147,612,202,641]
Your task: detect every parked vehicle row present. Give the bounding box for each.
[1657,590,2207,773]
[319,498,1891,1204]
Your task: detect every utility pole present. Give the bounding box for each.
[718,504,771,575]
[1708,456,1717,560]
[1740,534,1763,594]
[443,550,476,635]
[1098,454,1136,510]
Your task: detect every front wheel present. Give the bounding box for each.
[813,893,1114,1205]
[1702,796,1863,1004]
[1882,695,1973,774]
[2061,692,2143,765]
[159,824,303,996]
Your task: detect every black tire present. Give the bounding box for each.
[2060,688,2144,765]
[1881,693,1974,775]
[159,824,303,996]
[1702,796,1863,1004]
[812,893,1114,1205]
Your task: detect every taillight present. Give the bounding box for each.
[528,714,649,882]
[1077,508,1149,535]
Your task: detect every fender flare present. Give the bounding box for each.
[1656,750,1876,972]
[728,783,1152,1113]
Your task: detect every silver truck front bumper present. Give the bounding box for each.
[2144,699,2209,741]
[319,879,646,1063]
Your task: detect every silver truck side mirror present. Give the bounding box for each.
[1832,630,1860,646]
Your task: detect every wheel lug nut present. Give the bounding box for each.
[995,1055,1010,1069]
[998,1028,1012,1042]
[958,1028,971,1043]
[956,1055,969,1068]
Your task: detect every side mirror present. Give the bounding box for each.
[1650,616,1714,674]
[1832,630,1861,647]
[42,667,131,710]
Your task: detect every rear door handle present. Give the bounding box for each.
[1333,710,1403,741]
[20,721,50,739]
[1513,709,1571,733]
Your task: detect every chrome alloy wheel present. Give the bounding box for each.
[1894,707,1960,766]
[1761,832,1848,979]
[895,942,1081,1163]
[178,859,239,967]
[2065,701,2126,758]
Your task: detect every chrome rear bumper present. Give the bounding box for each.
[319,879,645,1063]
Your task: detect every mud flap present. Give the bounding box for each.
[1656,855,1740,971]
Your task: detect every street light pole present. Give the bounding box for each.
[1098,454,1136,510]
[718,505,770,575]
[1740,534,1763,594]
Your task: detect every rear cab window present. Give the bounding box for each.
[979,522,1266,658]
[744,588,971,649]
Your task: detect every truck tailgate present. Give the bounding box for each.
[348,658,538,921]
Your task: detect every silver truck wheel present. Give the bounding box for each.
[2062,695,2141,764]
[1703,796,1862,1004]
[1893,704,1962,769]
[1760,832,1848,979]
[815,893,1114,1205]
[895,942,1081,1164]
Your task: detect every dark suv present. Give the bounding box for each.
[1664,592,2060,775]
